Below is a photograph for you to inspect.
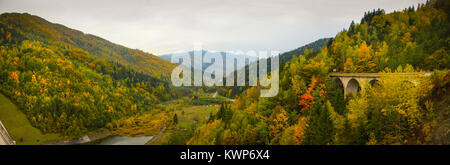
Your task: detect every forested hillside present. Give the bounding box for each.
[0,13,175,77]
[187,0,449,145]
[0,14,176,137]
[329,1,448,72]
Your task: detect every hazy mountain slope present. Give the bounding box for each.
[214,38,331,98]
[280,38,331,64]
[159,50,255,73]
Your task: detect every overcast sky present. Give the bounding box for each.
[0,0,426,55]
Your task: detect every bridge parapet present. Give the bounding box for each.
[0,120,16,145]
[329,72,427,78]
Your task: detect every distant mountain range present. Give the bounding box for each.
[159,38,331,74]
[159,50,255,74]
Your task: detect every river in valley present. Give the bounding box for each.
[99,135,153,145]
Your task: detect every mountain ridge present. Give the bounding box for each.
[0,12,175,77]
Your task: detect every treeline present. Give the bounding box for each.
[280,38,332,64]
[187,0,450,145]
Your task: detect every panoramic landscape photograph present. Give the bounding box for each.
[0,0,448,161]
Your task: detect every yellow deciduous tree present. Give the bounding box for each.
[293,117,308,145]
[343,58,356,72]
[356,42,376,72]
[269,106,288,138]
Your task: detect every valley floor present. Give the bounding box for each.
[148,104,219,145]
[0,91,228,145]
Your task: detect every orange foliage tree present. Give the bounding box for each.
[356,42,376,72]
[298,76,318,113]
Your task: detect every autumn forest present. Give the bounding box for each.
[0,0,448,145]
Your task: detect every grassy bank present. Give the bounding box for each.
[0,93,62,144]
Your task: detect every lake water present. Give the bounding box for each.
[99,135,153,145]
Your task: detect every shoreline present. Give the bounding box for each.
[45,131,112,145]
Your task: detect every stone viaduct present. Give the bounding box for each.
[329,72,429,97]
